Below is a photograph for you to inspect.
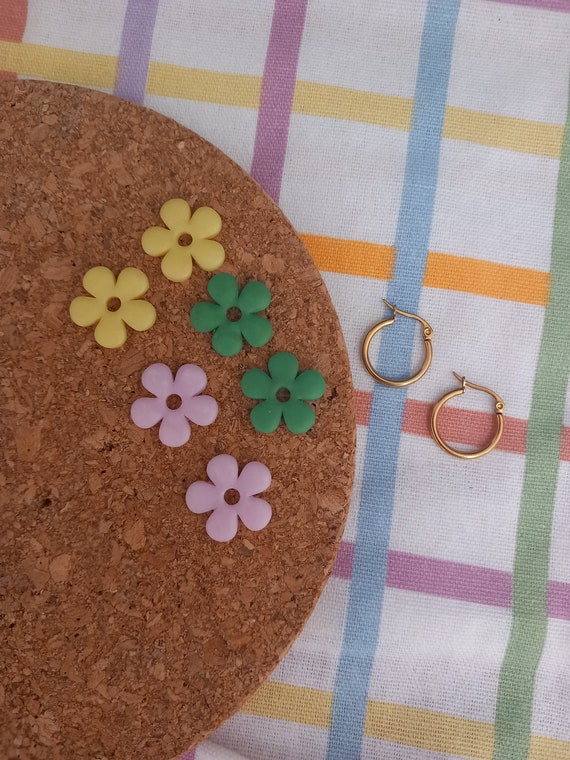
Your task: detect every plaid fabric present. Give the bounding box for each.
[2,1,569,758]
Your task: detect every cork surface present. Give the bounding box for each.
[0,81,355,758]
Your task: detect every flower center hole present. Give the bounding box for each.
[276,387,291,402]
[178,233,193,247]
[226,307,242,322]
[166,394,182,410]
[106,297,122,313]
[224,488,240,506]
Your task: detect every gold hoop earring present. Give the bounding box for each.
[361,300,433,387]
[430,373,504,459]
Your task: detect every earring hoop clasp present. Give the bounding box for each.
[361,300,433,387]
[430,372,504,459]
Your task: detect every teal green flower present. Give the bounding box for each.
[190,273,272,357]
[242,352,326,434]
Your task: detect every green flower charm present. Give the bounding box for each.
[242,352,326,434]
[190,273,272,357]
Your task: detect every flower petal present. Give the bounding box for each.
[212,322,243,357]
[119,299,156,332]
[114,267,149,300]
[240,313,272,348]
[140,363,174,398]
[94,313,127,349]
[241,368,274,399]
[190,238,225,271]
[268,352,299,383]
[82,266,115,299]
[141,226,174,257]
[292,370,326,401]
[237,461,272,497]
[187,206,222,238]
[173,364,208,397]
[160,198,191,230]
[207,273,238,308]
[130,397,165,429]
[158,410,190,447]
[190,302,225,332]
[237,496,272,532]
[250,399,283,433]
[183,395,218,426]
[206,507,238,542]
[69,296,104,327]
[282,399,316,434]
[206,454,239,489]
[237,280,271,314]
[161,247,193,282]
[186,481,223,514]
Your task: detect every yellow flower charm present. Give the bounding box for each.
[141,198,225,282]
[69,266,156,349]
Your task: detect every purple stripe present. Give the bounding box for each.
[485,0,570,11]
[250,0,309,202]
[114,0,160,103]
[387,551,512,608]
[332,542,570,619]
[176,750,196,760]
[548,580,570,620]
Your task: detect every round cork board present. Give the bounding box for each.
[0,80,355,759]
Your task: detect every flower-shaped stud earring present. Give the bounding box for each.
[141,198,225,282]
[241,352,325,434]
[190,273,272,356]
[130,363,218,446]
[69,266,156,349]
[186,454,272,542]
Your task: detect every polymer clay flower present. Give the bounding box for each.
[69,266,156,349]
[141,198,224,282]
[185,454,272,542]
[130,363,218,447]
[190,273,272,356]
[241,352,325,434]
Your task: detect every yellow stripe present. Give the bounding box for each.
[301,234,394,280]
[147,61,261,108]
[365,701,493,759]
[0,41,116,89]
[444,106,564,160]
[530,735,570,760]
[244,680,331,728]
[243,682,570,758]
[0,42,563,159]
[424,252,551,306]
[293,80,413,132]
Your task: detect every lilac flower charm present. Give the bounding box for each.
[130,363,218,447]
[185,454,272,542]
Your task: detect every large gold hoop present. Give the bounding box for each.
[361,300,433,387]
[430,373,504,459]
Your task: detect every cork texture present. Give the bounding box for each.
[0,80,355,759]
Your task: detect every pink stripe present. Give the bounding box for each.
[332,543,570,620]
[250,0,308,201]
[485,0,570,10]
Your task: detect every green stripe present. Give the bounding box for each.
[493,84,570,758]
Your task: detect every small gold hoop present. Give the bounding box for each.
[430,373,505,460]
[361,300,433,387]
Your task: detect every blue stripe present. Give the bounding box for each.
[325,2,461,757]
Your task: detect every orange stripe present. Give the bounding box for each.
[301,234,394,281]
[424,252,551,306]
[0,0,27,79]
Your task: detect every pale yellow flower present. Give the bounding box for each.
[69,266,156,349]
[141,198,225,282]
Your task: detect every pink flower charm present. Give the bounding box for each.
[130,363,218,447]
[186,454,272,542]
